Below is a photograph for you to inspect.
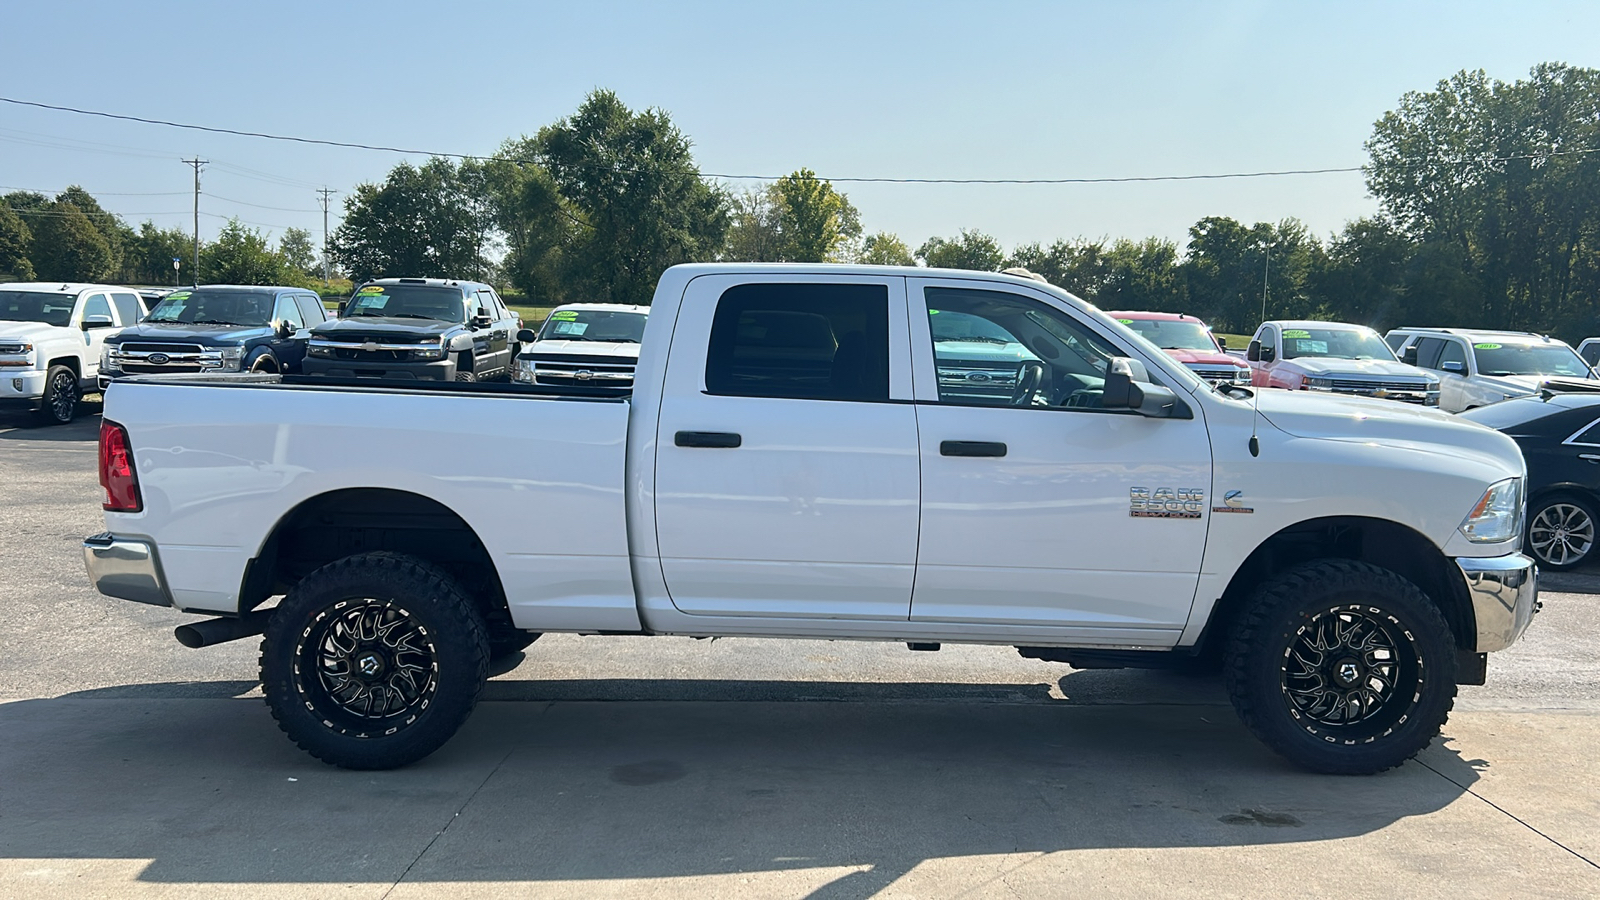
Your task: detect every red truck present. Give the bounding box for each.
[1108,311,1251,385]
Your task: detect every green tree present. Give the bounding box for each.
[0,204,34,281]
[278,227,319,278]
[917,229,1004,271]
[1181,217,1325,334]
[30,202,114,282]
[1099,238,1185,311]
[56,186,132,276]
[331,158,494,283]
[859,232,914,266]
[201,218,291,285]
[1006,239,1111,297]
[532,89,728,304]
[478,148,572,303]
[722,187,784,262]
[124,221,193,285]
[771,169,860,262]
[1365,63,1600,335]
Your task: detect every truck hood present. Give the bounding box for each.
[526,339,642,358]
[933,340,1035,361]
[1164,347,1247,368]
[110,322,272,346]
[1283,357,1432,379]
[1473,373,1588,396]
[313,317,459,340]
[0,321,72,343]
[1255,390,1521,473]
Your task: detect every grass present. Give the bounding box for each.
[1214,333,1253,352]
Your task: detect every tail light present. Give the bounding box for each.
[99,420,142,512]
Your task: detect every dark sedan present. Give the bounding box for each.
[1462,382,1600,569]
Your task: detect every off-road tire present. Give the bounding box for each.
[260,551,490,769]
[36,365,80,425]
[1224,559,1457,775]
[454,354,476,383]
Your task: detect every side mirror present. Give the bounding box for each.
[471,313,493,329]
[1442,360,1466,374]
[1247,340,1269,362]
[517,328,537,343]
[274,320,295,339]
[1401,346,1419,365]
[1101,357,1190,419]
[1214,336,1229,351]
[81,315,115,330]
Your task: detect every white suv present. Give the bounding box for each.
[0,283,147,424]
[1387,327,1595,413]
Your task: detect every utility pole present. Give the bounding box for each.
[182,157,207,286]
[316,187,335,287]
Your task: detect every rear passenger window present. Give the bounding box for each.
[1438,340,1467,371]
[110,292,143,325]
[704,283,890,402]
[295,295,327,324]
[1411,338,1445,370]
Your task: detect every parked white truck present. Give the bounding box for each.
[0,282,147,423]
[83,264,1538,775]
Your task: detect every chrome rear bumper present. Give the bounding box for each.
[1457,553,1538,652]
[83,532,172,607]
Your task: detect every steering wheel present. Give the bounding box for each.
[1012,361,1047,406]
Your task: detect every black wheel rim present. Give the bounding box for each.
[1530,503,1593,567]
[1281,605,1422,742]
[294,598,439,738]
[49,371,78,421]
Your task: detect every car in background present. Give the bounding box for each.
[304,278,518,382]
[101,285,325,388]
[1387,327,1595,413]
[513,303,648,389]
[925,306,1047,403]
[0,282,147,423]
[1108,311,1250,384]
[1246,320,1440,405]
[1575,337,1600,368]
[1462,381,1600,569]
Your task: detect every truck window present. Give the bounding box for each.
[274,295,306,329]
[1438,340,1467,371]
[110,292,143,325]
[924,287,1120,408]
[294,294,327,324]
[1411,337,1445,369]
[704,283,889,402]
[81,294,113,322]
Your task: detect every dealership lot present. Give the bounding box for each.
[2,409,1598,898]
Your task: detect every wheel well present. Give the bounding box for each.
[46,356,80,376]
[457,351,474,373]
[1204,516,1475,653]
[242,488,512,633]
[247,350,279,372]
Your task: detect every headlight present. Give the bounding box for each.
[1232,368,1252,384]
[514,357,536,384]
[1303,376,1335,391]
[1459,477,1523,544]
[412,344,445,360]
[0,341,34,368]
[201,346,246,370]
[308,343,333,358]
[100,344,119,372]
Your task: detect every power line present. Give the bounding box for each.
[5,94,1598,187]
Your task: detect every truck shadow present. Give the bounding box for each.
[0,403,101,441]
[0,678,1481,893]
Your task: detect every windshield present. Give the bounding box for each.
[1117,318,1219,351]
[1473,342,1592,377]
[537,307,648,343]
[1280,327,1396,361]
[0,290,77,328]
[144,289,273,326]
[929,310,1023,345]
[343,285,465,323]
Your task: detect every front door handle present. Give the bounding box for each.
[941,440,1006,458]
[1580,453,1600,463]
[676,431,742,448]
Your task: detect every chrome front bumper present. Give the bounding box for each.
[1457,553,1539,652]
[83,533,172,607]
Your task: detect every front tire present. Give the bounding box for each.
[260,551,490,769]
[1225,559,1457,775]
[36,365,80,425]
[1526,493,1597,570]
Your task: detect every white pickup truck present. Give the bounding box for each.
[83,264,1538,775]
[0,282,147,423]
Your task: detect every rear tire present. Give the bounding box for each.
[1224,559,1457,775]
[260,551,489,769]
[35,365,80,425]
[1526,493,1597,570]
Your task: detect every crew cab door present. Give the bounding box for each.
[653,274,920,619]
[1410,336,1473,412]
[906,278,1211,636]
[475,290,512,373]
[74,292,119,379]
[270,294,310,370]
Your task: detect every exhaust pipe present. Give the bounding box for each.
[174,611,272,649]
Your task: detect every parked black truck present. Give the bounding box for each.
[302,278,519,382]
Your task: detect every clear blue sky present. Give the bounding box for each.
[3,0,1597,256]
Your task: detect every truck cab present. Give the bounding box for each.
[1390,327,1595,413]
[0,282,146,423]
[513,303,648,389]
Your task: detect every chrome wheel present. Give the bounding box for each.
[295,598,438,736]
[1529,502,1594,568]
[1282,606,1419,740]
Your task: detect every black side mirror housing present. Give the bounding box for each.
[1401,346,1419,365]
[1246,340,1260,362]
[1101,357,1191,419]
[274,320,295,339]
[517,328,537,343]
[471,314,493,329]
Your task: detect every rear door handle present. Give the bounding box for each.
[940,440,1006,458]
[675,431,742,448]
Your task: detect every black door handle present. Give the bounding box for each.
[676,431,742,448]
[941,440,1006,457]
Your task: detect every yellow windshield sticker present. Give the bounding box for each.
[550,310,580,320]
[1283,329,1311,338]
[1117,318,1134,324]
[1474,342,1502,350]
[166,291,190,301]
[357,285,385,294]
